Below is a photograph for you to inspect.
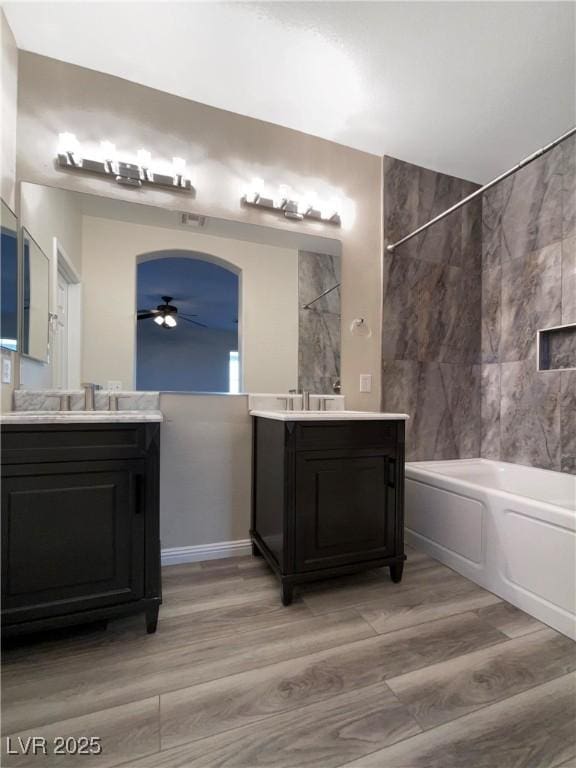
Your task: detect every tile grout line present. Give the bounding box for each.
[154,615,522,755]
[301,574,498,619]
[8,598,533,738]
[2,612,381,735]
[350,595,504,639]
[384,624,553,689]
[156,676,423,759]
[410,667,576,735]
[333,671,576,768]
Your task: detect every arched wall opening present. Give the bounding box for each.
[136,251,240,392]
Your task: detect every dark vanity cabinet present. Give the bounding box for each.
[251,417,406,604]
[1,422,161,637]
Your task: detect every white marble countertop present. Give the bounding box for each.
[1,410,164,425]
[249,410,409,421]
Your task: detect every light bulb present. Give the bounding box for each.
[137,149,151,167]
[277,184,291,203]
[100,141,117,161]
[164,315,177,328]
[297,196,311,215]
[172,157,186,176]
[322,196,341,220]
[154,315,164,326]
[302,191,318,213]
[246,177,264,203]
[58,132,79,155]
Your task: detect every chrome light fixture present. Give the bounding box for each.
[56,134,195,194]
[242,178,341,225]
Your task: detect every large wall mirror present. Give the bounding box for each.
[19,182,342,394]
[0,200,19,352]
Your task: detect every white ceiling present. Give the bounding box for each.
[4,1,575,182]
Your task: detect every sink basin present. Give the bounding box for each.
[1,410,163,424]
[249,409,409,421]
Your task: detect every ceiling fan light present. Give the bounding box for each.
[154,315,164,326]
[164,315,177,328]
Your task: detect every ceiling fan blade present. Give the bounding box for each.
[137,311,158,320]
[180,316,208,328]
[178,312,200,318]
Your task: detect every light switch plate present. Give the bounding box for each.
[359,374,372,393]
[2,357,12,384]
[106,380,122,391]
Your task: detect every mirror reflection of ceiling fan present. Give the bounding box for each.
[137,296,207,329]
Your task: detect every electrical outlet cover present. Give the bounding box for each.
[106,380,122,391]
[359,374,372,393]
[2,357,12,384]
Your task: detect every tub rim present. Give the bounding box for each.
[405,458,575,519]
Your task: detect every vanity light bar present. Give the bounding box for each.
[56,135,195,194]
[242,180,341,226]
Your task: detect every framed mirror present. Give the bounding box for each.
[21,228,50,362]
[0,200,19,351]
[19,181,342,393]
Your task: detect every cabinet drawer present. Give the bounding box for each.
[1,424,154,464]
[294,420,398,451]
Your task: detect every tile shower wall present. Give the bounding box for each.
[298,250,341,393]
[381,157,482,460]
[481,134,575,473]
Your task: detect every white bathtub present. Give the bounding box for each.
[405,459,576,639]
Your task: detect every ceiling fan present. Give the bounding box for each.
[137,296,207,329]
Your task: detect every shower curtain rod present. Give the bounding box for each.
[386,125,576,253]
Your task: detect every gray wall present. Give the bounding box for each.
[159,394,251,549]
[381,156,482,461]
[298,250,341,393]
[481,134,575,473]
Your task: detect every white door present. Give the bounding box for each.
[52,271,69,389]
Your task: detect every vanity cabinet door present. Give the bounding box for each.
[294,449,397,572]
[1,461,145,625]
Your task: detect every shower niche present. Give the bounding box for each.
[537,323,576,371]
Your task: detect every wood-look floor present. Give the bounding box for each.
[2,546,575,768]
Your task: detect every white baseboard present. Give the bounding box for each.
[161,538,252,566]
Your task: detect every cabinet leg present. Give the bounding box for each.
[280,582,294,606]
[389,562,404,583]
[145,605,159,634]
[251,541,263,557]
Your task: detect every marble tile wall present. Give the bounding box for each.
[481,134,575,473]
[13,389,160,411]
[298,250,341,393]
[382,157,482,461]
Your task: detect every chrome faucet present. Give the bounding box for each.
[109,393,130,411]
[282,389,310,411]
[278,390,300,411]
[82,382,99,411]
